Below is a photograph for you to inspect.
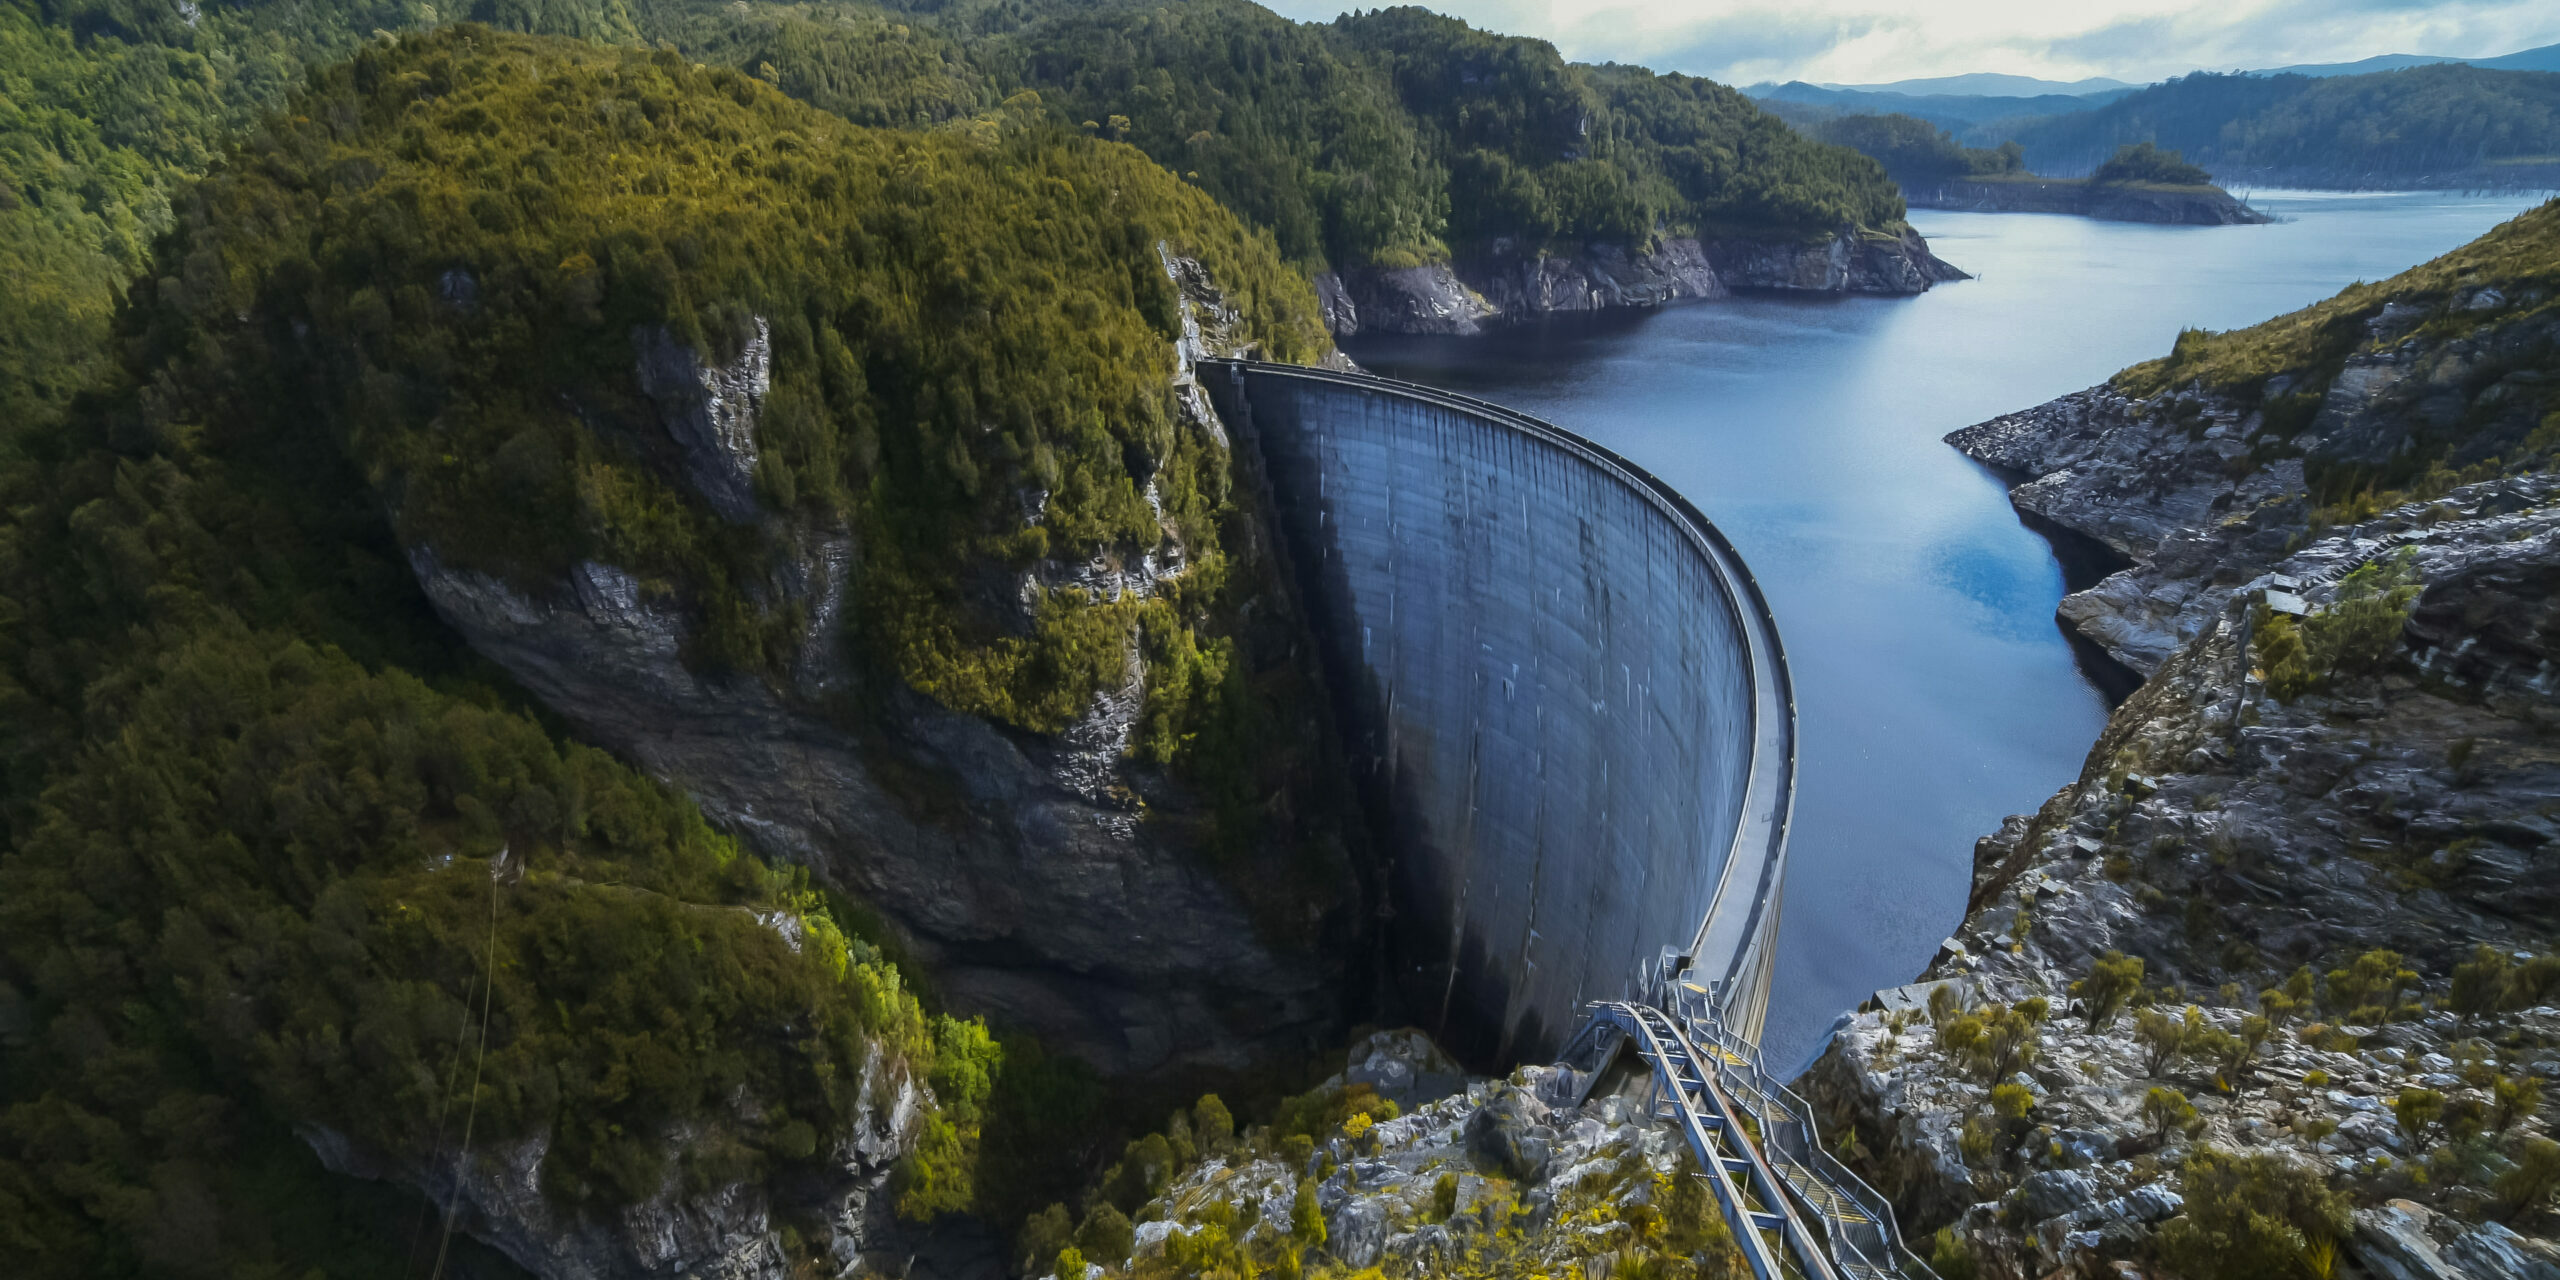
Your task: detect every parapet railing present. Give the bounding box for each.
[1201,357,1798,1033]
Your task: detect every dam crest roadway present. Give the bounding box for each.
[1202,359,1931,1279]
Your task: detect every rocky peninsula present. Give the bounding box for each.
[1802,202,2560,1278]
[1906,177,2271,226]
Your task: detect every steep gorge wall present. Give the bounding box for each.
[1203,362,1795,1066]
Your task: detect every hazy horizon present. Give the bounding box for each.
[1258,0,2560,93]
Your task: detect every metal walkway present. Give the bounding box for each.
[1560,975,1933,1280]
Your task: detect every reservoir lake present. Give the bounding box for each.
[1339,190,2555,1072]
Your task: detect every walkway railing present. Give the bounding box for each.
[1562,978,1936,1280]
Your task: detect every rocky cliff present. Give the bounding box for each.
[1313,224,1964,336]
[1908,179,2271,226]
[406,250,1360,1078]
[1804,211,2560,1280]
[307,1032,930,1280]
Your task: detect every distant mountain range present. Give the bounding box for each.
[1793,72,2133,98]
[1750,39,2560,190]
[2258,41,2560,78]
[1750,39,2560,111]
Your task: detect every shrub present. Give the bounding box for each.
[2394,1088,2447,1150]
[2156,1146,2352,1280]
[1019,1204,1075,1276]
[1075,1203,1134,1267]
[2144,1087,2202,1145]
[2136,1006,2211,1078]
[2493,1075,2545,1133]
[1291,1177,1326,1247]
[2500,1137,2560,1221]
[2075,951,2145,1030]
[2453,945,2516,1021]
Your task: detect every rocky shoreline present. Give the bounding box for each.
[1801,239,2560,1277]
[1907,178,2271,226]
[1312,223,1966,336]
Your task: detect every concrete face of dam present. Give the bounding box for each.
[1203,361,1794,1066]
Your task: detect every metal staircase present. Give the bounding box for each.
[1561,976,1935,1280]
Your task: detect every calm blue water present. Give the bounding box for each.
[1340,190,2554,1072]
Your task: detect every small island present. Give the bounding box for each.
[1816,116,2273,225]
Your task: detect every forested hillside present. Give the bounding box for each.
[0,20,1348,1274]
[0,0,1903,427]
[2005,64,2560,186]
[0,1,1921,1272]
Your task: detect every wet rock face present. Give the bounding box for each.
[405,259,1355,1077]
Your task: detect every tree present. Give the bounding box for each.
[2394,1088,2447,1150]
[2156,1146,2352,1280]
[2144,1087,2202,1145]
[1053,1246,1087,1279]
[2075,951,2146,1031]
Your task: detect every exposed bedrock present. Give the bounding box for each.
[1203,363,1789,1067]
[1948,303,2560,677]
[405,256,1351,1078]
[1313,224,1964,336]
[305,1036,929,1280]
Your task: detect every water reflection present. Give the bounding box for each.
[1341,191,2549,1071]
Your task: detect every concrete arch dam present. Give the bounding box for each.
[1200,360,1796,1067]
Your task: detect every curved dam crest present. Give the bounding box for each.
[1204,360,1795,1065]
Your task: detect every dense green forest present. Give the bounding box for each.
[0,19,1351,1273]
[0,1,1913,1271]
[1807,113,2023,186]
[0,0,1903,430]
[2003,64,2560,182]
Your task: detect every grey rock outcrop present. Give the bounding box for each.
[1818,272,2560,1279]
[405,257,1356,1078]
[1312,225,1963,336]
[304,1017,929,1280]
[1705,224,1968,294]
[1950,305,2560,677]
[634,318,770,523]
[1061,1031,1718,1280]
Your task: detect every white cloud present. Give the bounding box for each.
[1256,0,2560,86]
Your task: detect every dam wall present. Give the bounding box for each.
[1201,361,1795,1064]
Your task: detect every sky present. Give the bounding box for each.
[1256,0,2560,88]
